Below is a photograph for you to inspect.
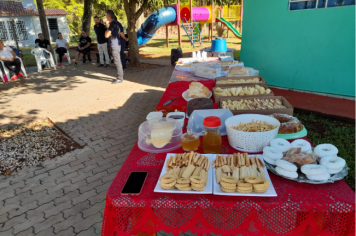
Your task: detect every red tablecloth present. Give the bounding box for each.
[102,81,355,236]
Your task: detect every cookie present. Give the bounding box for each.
[160,174,176,184]
[237,188,253,193]
[245,176,263,184]
[220,181,236,189]
[191,185,205,191]
[221,186,236,192]
[237,180,252,187]
[177,178,190,184]
[177,186,192,191]
[160,180,176,188]
[175,183,190,188]
[190,176,204,184]
[191,182,205,188]
[182,164,195,178]
[161,184,175,190]
[221,176,238,184]
[254,189,268,193]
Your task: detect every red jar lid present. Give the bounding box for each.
[203,116,221,127]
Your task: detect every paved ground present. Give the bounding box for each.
[0,62,174,235]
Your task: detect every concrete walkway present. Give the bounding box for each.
[0,62,174,235]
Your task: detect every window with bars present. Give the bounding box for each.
[289,0,355,10]
[0,20,28,42]
[0,22,9,41]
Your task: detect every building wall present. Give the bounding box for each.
[0,15,70,47]
[240,0,355,97]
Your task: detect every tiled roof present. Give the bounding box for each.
[0,2,36,15]
[0,2,67,16]
[36,9,68,16]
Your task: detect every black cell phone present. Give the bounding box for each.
[121,172,148,196]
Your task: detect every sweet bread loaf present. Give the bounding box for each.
[188,82,210,98]
[227,66,249,77]
[269,113,303,134]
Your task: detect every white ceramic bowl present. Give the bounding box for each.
[182,89,212,102]
[225,114,280,153]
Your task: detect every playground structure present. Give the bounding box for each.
[136,0,242,48]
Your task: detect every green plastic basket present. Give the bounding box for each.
[276,126,308,140]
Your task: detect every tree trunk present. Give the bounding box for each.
[82,0,92,33]
[135,3,144,30]
[126,0,141,66]
[36,0,52,47]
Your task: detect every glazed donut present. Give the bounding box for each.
[270,138,291,153]
[275,167,298,179]
[306,172,330,181]
[291,139,312,153]
[263,155,276,165]
[320,156,346,170]
[314,144,338,157]
[275,160,297,172]
[301,164,327,176]
[327,167,343,174]
[263,146,283,160]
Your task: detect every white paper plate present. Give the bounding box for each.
[182,89,212,102]
[154,153,214,194]
[212,154,278,197]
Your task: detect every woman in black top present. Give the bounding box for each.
[73,30,91,65]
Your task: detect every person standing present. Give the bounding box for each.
[117,20,129,71]
[53,32,69,66]
[94,16,110,68]
[73,30,91,65]
[0,40,24,81]
[105,10,123,84]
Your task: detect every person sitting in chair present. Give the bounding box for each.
[53,32,69,66]
[35,33,51,69]
[0,40,24,81]
[73,30,91,65]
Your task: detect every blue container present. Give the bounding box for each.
[211,38,227,53]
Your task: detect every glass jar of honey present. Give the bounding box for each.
[202,116,222,154]
[181,131,200,151]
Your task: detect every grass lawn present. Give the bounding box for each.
[294,112,355,190]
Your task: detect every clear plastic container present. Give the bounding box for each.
[181,131,200,151]
[138,118,182,153]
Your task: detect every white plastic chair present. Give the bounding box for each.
[54,49,71,65]
[31,48,56,72]
[0,57,27,80]
[0,63,8,82]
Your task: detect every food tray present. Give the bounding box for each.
[219,96,294,116]
[213,84,274,104]
[265,162,349,184]
[215,76,267,87]
[212,154,277,197]
[276,126,308,140]
[154,153,214,194]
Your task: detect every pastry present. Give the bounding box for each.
[214,85,271,97]
[221,98,287,110]
[227,66,249,77]
[195,66,219,79]
[269,114,303,134]
[187,98,213,116]
[188,82,210,98]
[216,77,260,84]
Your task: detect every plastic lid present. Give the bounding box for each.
[203,116,221,127]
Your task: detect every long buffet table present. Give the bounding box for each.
[101,80,355,236]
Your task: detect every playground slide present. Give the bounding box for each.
[137,7,177,46]
[216,17,242,39]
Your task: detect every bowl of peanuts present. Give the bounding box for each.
[225,114,280,153]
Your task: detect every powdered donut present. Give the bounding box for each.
[320,156,346,170]
[270,138,291,152]
[327,167,343,174]
[263,146,283,160]
[306,172,330,181]
[275,167,298,179]
[301,164,327,176]
[263,155,276,165]
[291,139,312,153]
[275,160,297,172]
[314,144,338,157]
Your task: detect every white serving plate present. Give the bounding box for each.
[154,153,214,194]
[182,89,213,102]
[212,154,277,197]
